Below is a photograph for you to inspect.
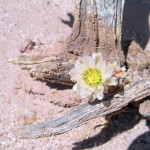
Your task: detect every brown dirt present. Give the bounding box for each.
[0,1,149,150]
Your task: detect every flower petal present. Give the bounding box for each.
[83,56,95,68]
[121,66,126,72]
[92,53,103,65]
[73,83,94,99]
[96,60,107,73]
[102,64,113,82]
[69,68,79,81]
[93,86,104,100]
[75,59,84,70]
[72,83,80,92]
[79,88,93,99]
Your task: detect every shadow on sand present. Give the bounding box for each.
[73,105,142,150]
[121,0,150,60]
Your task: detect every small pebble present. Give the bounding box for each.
[13,80,22,90]
[19,110,37,125]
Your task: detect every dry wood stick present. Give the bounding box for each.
[20,78,150,139]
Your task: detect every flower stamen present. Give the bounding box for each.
[83,68,102,87]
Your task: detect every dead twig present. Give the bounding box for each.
[19,78,150,139]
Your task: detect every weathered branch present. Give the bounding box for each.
[9,53,76,86]
[19,78,150,139]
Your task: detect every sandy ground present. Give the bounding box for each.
[0,0,150,150]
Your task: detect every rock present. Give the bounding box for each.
[13,80,22,90]
[20,39,35,53]
[127,41,150,79]
[19,110,37,125]
[139,100,150,120]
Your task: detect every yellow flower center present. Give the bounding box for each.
[83,68,102,87]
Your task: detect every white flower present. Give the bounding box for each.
[69,53,118,101]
